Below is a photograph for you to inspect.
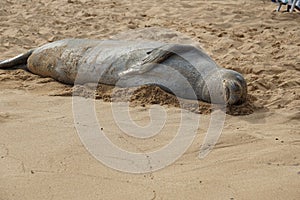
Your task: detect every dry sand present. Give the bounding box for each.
[0,0,300,199]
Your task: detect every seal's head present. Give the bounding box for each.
[199,69,247,105]
[222,69,247,105]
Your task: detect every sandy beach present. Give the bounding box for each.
[0,0,300,199]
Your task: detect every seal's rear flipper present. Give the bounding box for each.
[0,49,34,69]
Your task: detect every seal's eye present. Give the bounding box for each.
[236,74,244,82]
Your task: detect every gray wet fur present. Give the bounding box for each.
[0,39,247,104]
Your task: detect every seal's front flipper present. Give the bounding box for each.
[0,49,34,69]
[119,45,175,77]
[141,45,175,65]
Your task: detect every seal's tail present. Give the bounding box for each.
[0,49,34,69]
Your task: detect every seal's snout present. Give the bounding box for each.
[224,80,242,105]
[223,72,247,105]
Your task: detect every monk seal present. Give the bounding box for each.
[0,39,247,105]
